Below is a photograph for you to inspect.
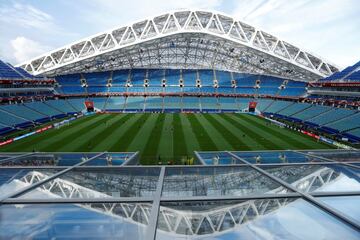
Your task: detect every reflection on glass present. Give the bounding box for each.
[85,153,134,166]
[0,168,60,198]
[199,152,244,165]
[234,151,322,164]
[0,202,151,240]
[261,164,360,193]
[162,167,291,197]
[318,196,360,224]
[19,167,160,199]
[0,153,97,166]
[306,150,360,162]
[155,198,360,239]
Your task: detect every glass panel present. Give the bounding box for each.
[197,152,244,165]
[233,151,322,164]
[0,153,98,166]
[0,168,61,198]
[156,198,360,239]
[19,167,160,199]
[305,150,360,162]
[318,195,360,224]
[84,153,135,166]
[261,164,360,193]
[162,166,291,197]
[0,202,151,240]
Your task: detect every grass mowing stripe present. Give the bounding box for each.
[95,113,141,151]
[127,114,160,161]
[71,114,126,151]
[179,114,200,157]
[242,114,332,149]
[186,114,217,151]
[173,114,188,159]
[221,114,279,150]
[215,114,265,150]
[240,114,312,149]
[49,114,115,151]
[0,115,97,152]
[141,114,165,164]
[157,114,174,161]
[195,114,233,150]
[234,114,318,149]
[206,114,252,150]
[212,114,262,149]
[110,114,150,152]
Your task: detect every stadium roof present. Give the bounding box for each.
[16,9,339,81]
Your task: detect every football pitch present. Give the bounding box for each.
[0,113,333,164]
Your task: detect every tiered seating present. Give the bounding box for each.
[148,69,163,86]
[219,97,237,110]
[277,103,309,116]
[234,73,256,86]
[127,86,144,93]
[131,69,145,86]
[200,97,218,110]
[57,74,84,94]
[85,72,108,93]
[292,105,331,120]
[321,61,360,81]
[0,60,23,79]
[325,113,360,132]
[235,87,255,95]
[0,104,46,122]
[182,70,197,86]
[279,87,306,96]
[145,97,163,110]
[166,69,180,86]
[164,97,182,110]
[258,76,281,95]
[265,101,293,113]
[183,97,200,110]
[200,86,216,93]
[256,99,273,112]
[0,109,27,126]
[109,86,126,93]
[346,128,360,138]
[126,97,144,111]
[217,87,234,94]
[198,70,213,86]
[46,99,78,113]
[347,70,360,81]
[67,99,85,111]
[145,86,163,93]
[216,71,232,87]
[25,101,63,117]
[112,70,129,85]
[236,98,250,110]
[106,97,125,111]
[91,98,107,109]
[165,86,181,93]
[311,108,355,126]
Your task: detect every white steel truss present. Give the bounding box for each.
[11,165,340,236]
[16,10,339,81]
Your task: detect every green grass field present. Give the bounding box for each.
[0,113,333,164]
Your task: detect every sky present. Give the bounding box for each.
[0,0,359,69]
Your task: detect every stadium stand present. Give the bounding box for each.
[321,60,360,82]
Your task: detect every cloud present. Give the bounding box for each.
[0,3,55,31]
[231,0,360,68]
[10,37,51,63]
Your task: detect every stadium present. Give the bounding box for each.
[0,8,359,239]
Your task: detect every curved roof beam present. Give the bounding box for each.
[16,9,339,80]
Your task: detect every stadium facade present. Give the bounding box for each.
[0,9,359,239]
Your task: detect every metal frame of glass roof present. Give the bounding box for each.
[0,149,359,239]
